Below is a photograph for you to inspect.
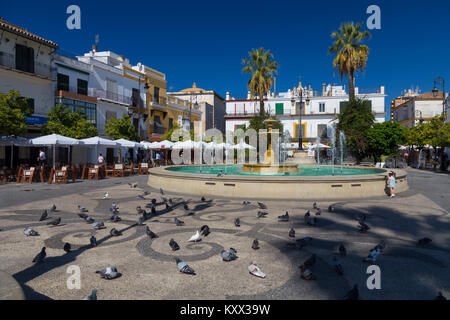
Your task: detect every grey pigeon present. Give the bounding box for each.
[96,266,120,280]
[200,225,210,237]
[90,236,97,247]
[160,188,164,195]
[47,217,61,226]
[78,213,89,219]
[234,218,240,227]
[169,238,180,251]
[110,214,121,222]
[243,200,250,205]
[110,228,122,237]
[137,194,145,200]
[39,210,48,221]
[146,226,158,239]
[78,205,88,213]
[339,243,347,257]
[175,257,195,275]
[289,228,295,239]
[332,256,344,275]
[418,238,432,246]
[174,217,184,226]
[92,221,105,230]
[252,239,260,250]
[257,202,267,210]
[357,221,370,233]
[300,268,316,281]
[85,216,95,224]
[32,247,46,263]
[144,191,150,195]
[221,248,238,262]
[24,227,39,236]
[278,212,289,222]
[257,211,268,218]
[50,204,57,212]
[63,242,71,253]
[343,285,359,300]
[183,204,189,211]
[313,202,318,209]
[83,289,97,300]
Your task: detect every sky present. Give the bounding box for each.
[2,0,450,120]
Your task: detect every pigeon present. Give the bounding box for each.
[358,221,370,233]
[175,257,195,275]
[217,171,223,177]
[47,217,61,226]
[50,204,57,212]
[96,266,120,280]
[90,236,97,247]
[288,228,295,239]
[39,210,48,221]
[137,216,145,226]
[144,191,150,195]
[200,225,210,237]
[418,238,432,246]
[63,242,71,254]
[83,289,97,300]
[339,243,347,257]
[315,208,321,216]
[343,285,359,300]
[304,211,311,224]
[328,205,335,213]
[146,226,158,239]
[110,214,121,222]
[257,202,267,210]
[183,204,189,211]
[32,247,46,263]
[92,221,105,230]
[201,196,206,202]
[252,239,260,250]
[78,205,88,213]
[234,218,240,227]
[363,247,380,263]
[85,216,95,224]
[128,182,138,188]
[103,192,109,199]
[300,268,317,281]
[24,227,39,236]
[435,292,447,300]
[243,200,251,205]
[313,202,318,209]
[248,262,266,278]
[151,199,157,204]
[300,254,316,271]
[221,248,238,262]
[257,211,268,218]
[168,198,174,205]
[188,231,201,242]
[110,228,122,237]
[136,206,145,214]
[332,256,344,275]
[371,241,386,252]
[169,238,180,251]
[160,188,164,195]
[174,217,184,226]
[137,194,145,200]
[78,213,89,219]
[278,212,289,222]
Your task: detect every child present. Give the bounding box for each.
[387,171,396,198]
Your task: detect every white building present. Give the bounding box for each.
[225,83,386,146]
[0,18,58,137]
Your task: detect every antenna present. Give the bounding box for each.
[95,34,100,46]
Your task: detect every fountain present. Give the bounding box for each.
[339,131,346,173]
[330,125,336,176]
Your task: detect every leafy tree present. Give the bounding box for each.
[405,123,432,150]
[425,116,450,170]
[104,114,138,141]
[329,22,371,100]
[0,90,32,136]
[337,98,374,163]
[42,103,98,139]
[248,112,283,133]
[162,123,193,141]
[367,121,407,163]
[242,48,279,115]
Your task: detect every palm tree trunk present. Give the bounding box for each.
[259,99,265,115]
[348,72,355,100]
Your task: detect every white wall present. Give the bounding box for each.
[96,100,128,134]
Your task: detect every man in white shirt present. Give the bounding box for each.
[38,149,46,165]
[97,153,105,164]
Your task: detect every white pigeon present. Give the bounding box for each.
[188,230,201,242]
[24,227,39,236]
[103,192,109,200]
[248,262,266,278]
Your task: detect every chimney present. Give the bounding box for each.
[247,91,251,99]
[92,44,98,52]
[226,92,230,100]
[322,84,326,96]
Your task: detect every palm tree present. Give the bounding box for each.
[329,22,371,100]
[242,48,279,115]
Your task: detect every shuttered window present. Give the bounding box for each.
[275,103,284,115]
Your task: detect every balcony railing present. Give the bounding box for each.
[89,88,132,105]
[0,51,53,78]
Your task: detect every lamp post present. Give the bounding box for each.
[432,76,446,120]
[291,88,308,151]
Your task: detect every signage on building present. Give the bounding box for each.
[26,116,48,125]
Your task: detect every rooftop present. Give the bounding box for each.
[0,17,58,48]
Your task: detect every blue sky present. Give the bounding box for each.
[2,0,450,119]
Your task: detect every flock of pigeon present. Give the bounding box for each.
[19,185,447,300]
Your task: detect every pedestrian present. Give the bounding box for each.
[155,152,160,166]
[387,171,396,198]
[160,151,165,166]
[38,149,46,166]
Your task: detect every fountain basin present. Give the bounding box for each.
[242,163,302,174]
[148,165,408,200]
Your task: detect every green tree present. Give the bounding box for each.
[337,98,375,163]
[162,123,193,141]
[405,123,432,150]
[104,114,138,141]
[426,116,450,170]
[367,121,407,163]
[242,48,279,115]
[329,22,371,100]
[0,90,32,136]
[42,103,98,139]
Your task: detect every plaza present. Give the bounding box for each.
[0,168,448,300]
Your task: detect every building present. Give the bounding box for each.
[167,83,226,134]
[225,83,386,146]
[0,18,58,136]
[393,90,446,128]
[390,89,420,120]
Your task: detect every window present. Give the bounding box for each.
[55,97,97,126]
[15,44,34,73]
[275,103,284,115]
[317,124,327,138]
[77,79,88,95]
[295,124,305,138]
[319,103,325,113]
[169,118,173,129]
[235,124,245,131]
[154,115,163,134]
[132,88,139,107]
[154,87,160,103]
[57,73,70,92]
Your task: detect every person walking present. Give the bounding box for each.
[96,153,105,165]
[155,152,160,166]
[387,171,396,198]
[38,149,47,166]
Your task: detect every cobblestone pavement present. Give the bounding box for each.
[0,168,448,300]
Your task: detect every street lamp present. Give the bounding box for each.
[291,88,306,151]
[432,76,446,120]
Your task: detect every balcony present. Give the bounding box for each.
[0,51,52,79]
[89,88,131,105]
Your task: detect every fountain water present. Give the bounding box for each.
[316,136,321,169]
[339,131,346,173]
[330,125,336,176]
